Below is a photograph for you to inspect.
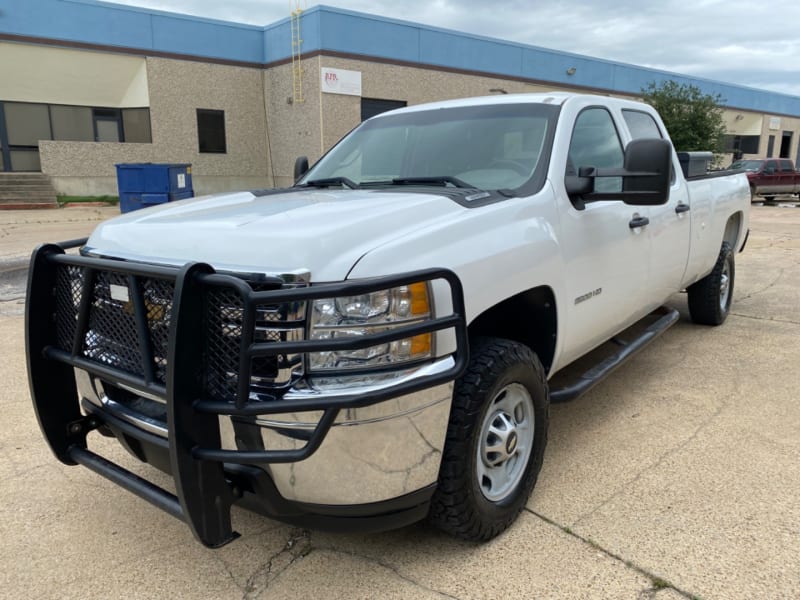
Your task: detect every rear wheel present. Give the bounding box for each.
[429,338,549,541]
[687,242,734,325]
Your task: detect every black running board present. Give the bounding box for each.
[550,307,680,403]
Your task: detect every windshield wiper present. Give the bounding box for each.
[300,177,359,189]
[390,176,473,189]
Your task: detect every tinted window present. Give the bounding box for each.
[5,103,51,146]
[730,160,764,172]
[622,110,662,140]
[50,105,93,141]
[766,160,779,171]
[779,159,795,172]
[197,109,226,153]
[122,108,152,143]
[568,108,623,193]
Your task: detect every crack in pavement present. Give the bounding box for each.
[735,269,785,303]
[310,545,464,599]
[525,509,697,600]
[569,401,727,530]
[241,528,313,599]
[730,312,800,326]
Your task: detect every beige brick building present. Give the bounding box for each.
[2,1,798,196]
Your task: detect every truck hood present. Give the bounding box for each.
[85,189,465,281]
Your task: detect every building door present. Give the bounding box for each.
[780,131,792,158]
[361,98,407,122]
[0,104,9,171]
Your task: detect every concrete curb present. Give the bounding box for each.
[0,256,29,274]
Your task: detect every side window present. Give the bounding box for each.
[779,159,794,172]
[765,160,779,172]
[622,110,663,140]
[568,108,623,193]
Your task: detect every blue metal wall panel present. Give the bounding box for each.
[1,0,154,49]
[2,1,799,116]
[419,28,522,77]
[0,0,263,63]
[522,48,616,90]
[316,9,420,63]
[149,14,263,63]
[263,17,293,64]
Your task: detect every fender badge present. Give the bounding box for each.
[574,288,602,305]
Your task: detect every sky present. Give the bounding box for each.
[110,0,800,97]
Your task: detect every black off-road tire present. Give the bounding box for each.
[687,241,734,326]
[428,337,549,541]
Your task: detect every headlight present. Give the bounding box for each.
[308,282,433,371]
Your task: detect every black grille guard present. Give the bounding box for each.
[26,239,468,547]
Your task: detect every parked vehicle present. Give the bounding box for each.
[730,158,800,201]
[26,93,750,548]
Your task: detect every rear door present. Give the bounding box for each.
[778,159,796,193]
[620,108,691,305]
[761,159,780,195]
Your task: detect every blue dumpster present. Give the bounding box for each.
[115,163,194,213]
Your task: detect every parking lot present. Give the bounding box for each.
[1,204,798,599]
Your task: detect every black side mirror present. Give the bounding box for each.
[565,138,672,206]
[294,156,309,182]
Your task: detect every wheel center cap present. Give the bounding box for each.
[506,431,518,455]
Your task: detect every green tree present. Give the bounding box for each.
[641,80,726,155]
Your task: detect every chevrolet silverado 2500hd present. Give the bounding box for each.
[26,93,750,547]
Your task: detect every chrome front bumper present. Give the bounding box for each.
[78,360,454,505]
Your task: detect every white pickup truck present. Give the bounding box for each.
[26,93,750,547]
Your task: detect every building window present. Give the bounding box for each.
[51,106,94,141]
[93,108,122,142]
[197,109,226,153]
[5,103,52,146]
[361,98,407,122]
[723,134,760,156]
[766,135,775,158]
[122,108,152,143]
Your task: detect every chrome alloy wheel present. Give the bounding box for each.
[476,383,535,502]
[719,258,731,311]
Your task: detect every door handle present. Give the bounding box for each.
[675,203,690,214]
[629,215,650,229]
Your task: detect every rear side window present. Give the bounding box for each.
[779,159,795,172]
[622,109,663,140]
[567,108,623,193]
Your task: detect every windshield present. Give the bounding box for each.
[729,160,763,172]
[300,103,559,191]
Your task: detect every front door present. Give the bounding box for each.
[556,105,652,365]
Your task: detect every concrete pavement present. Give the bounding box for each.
[1,204,798,599]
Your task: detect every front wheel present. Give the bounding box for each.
[428,338,549,541]
[687,241,734,325]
